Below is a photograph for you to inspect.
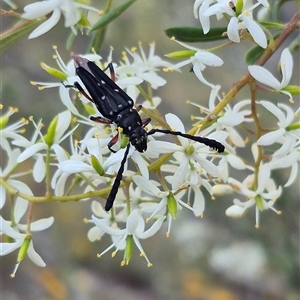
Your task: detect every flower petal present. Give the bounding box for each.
[242,15,267,48]
[58,160,94,173]
[28,8,61,39]
[30,217,54,231]
[17,143,47,162]
[132,176,161,197]
[248,66,280,90]
[227,17,240,43]
[257,128,285,145]
[280,48,293,87]
[194,51,223,67]
[27,242,46,267]
[137,216,165,239]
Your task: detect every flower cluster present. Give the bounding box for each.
[1,0,299,277]
[194,0,269,48]
[22,0,100,39]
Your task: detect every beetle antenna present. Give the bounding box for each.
[105,144,131,211]
[147,129,225,153]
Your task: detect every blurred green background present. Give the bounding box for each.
[1,1,299,300]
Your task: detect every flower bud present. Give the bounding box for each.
[40,63,67,80]
[125,235,134,265]
[91,155,105,176]
[165,50,196,59]
[17,234,32,264]
[44,115,59,146]
[256,195,264,211]
[167,192,177,219]
[212,184,234,196]
[225,205,243,218]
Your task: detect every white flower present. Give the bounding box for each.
[0,215,54,276]
[17,111,75,165]
[133,175,195,214]
[248,48,294,101]
[115,43,173,99]
[0,148,33,209]
[141,96,162,110]
[194,0,215,34]
[31,47,101,117]
[57,138,150,201]
[197,0,268,48]
[87,201,126,242]
[265,120,300,187]
[170,41,223,88]
[0,106,28,153]
[51,135,91,196]
[217,153,247,182]
[22,0,99,39]
[226,164,282,227]
[226,6,267,48]
[147,113,222,180]
[92,209,165,266]
[268,150,299,187]
[256,101,299,148]
[190,98,251,147]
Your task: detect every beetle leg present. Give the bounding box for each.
[142,118,151,127]
[136,104,142,112]
[64,80,95,103]
[103,62,116,82]
[90,116,112,124]
[135,105,151,126]
[72,81,95,103]
[107,133,120,153]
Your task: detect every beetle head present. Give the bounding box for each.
[130,128,148,152]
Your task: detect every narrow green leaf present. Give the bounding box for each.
[66,31,76,52]
[287,35,300,53]
[0,19,44,55]
[245,45,265,65]
[165,26,227,43]
[259,21,284,29]
[90,0,137,32]
[89,0,113,52]
[245,33,280,64]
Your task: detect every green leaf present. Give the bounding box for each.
[66,31,76,52]
[245,45,265,65]
[164,26,227,43]
[89,0,113,52]
[259,21,284,29]
[90,0,137,32]
[287,35,300,53]
[0,19,44,56]
[245,33,280,64]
